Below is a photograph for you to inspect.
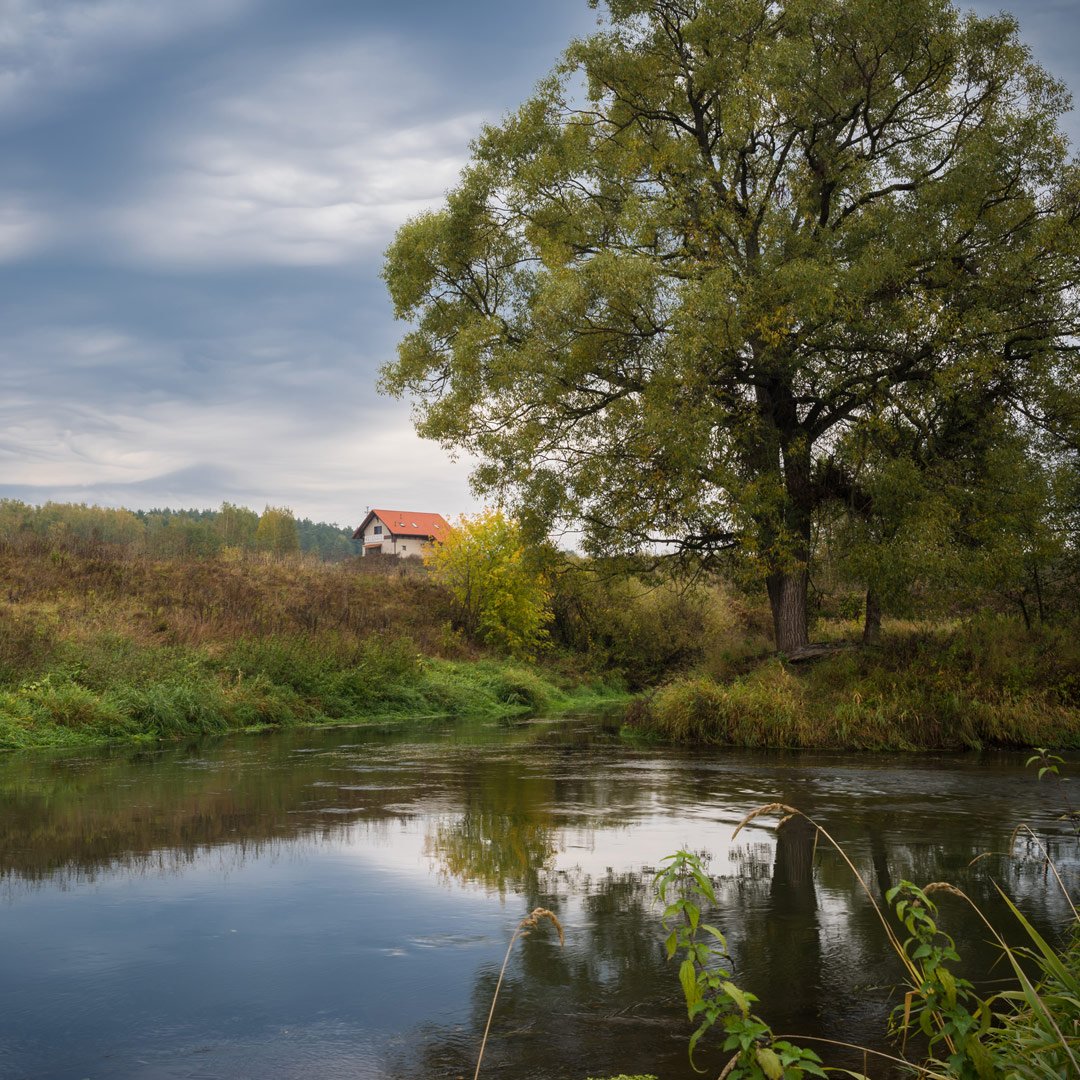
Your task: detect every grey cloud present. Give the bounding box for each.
[0,0,254,126]
[2,0,1075,528]
[104,41,485,268]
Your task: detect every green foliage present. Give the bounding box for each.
[652,803,1078,1080]
[0,637,613,750]
[548,564,764,686]
[295,516,358,560]
[983,896,1080,1079]
[656,850,827,1078]
[821,421,1080,634]
[637,618,1080,749]
[216,502,259,548]
[887,881,997,1076]
[0,499,357,562]
[882,879,1080,1079]
[0,544,622,750]
[382,0,1080,652]
[255,505,300,555]
[0,610,57,685]
[426,510,552,659]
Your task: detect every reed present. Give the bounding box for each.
[656,803,1079,1079]
[473,907,564,1080]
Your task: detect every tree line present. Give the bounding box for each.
[0,500,359,561]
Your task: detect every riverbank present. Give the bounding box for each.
[3,546,1077,752]
[626,618,1080,750]
[0,638,625,751]
[0,547,625,751]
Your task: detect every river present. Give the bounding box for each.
[0,714,1076,1079]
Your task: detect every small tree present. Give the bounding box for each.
[426,510,551,659]
[255,505,300,555]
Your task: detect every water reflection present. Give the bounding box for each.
[0,721,1075,1079]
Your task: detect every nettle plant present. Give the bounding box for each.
[656,804,1079,1080]
[655,849,826,1080]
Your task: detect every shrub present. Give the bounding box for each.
[648,662,803,745]
[426,510,551,660]
[0,611,57,686]
[110,680,231,737]
[549,567,760,687]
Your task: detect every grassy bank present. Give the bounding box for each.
[0,643,623,751]
[628,617,1080,750]
[0,547,623,751]
[4,543,1077,752]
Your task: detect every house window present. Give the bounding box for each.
[374,525,382,535]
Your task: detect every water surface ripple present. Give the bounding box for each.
[0,716,1076,1079]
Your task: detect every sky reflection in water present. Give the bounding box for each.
[0,717,1076,1079]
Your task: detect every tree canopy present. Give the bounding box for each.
[382,0,1080,651]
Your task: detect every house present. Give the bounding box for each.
[352,508,451,558]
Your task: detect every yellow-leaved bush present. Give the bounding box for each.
[424,509,551,660]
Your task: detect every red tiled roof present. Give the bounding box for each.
[353,509,452,541]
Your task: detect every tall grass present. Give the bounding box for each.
[653,804,1079,1079]
[634,617,1080,749]
[0,548,624,750]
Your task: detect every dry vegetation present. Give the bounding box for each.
[0,542,618,750]
[1,521,1077,752]
[629,617,1080,750]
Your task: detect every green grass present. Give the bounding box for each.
[631,617,1080,750]
[0,625,626,752]
[0,547,628,751]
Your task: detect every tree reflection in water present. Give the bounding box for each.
[0,724,1075,1079]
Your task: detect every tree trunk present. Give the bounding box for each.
[752,379,813,655]
[768,568,808,653]
[1032,563,1046,624]
[1016,593,1031,630]
[862,585,881,645]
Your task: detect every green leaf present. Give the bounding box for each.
[964,1034,998,1079]
[755,1047,784,1080]
[937,966,958,1008]
[701,923,727,948]
[995,884,1077,994]
[665,929,677,959]
[721,981,752,1018]
[679,959,700,1009]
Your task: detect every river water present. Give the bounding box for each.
[0,715,1076,1079]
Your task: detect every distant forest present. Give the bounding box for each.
[0,500,359,561]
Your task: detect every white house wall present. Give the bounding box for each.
[360,518,431,558]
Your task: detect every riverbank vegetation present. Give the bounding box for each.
[381,0,1080,664]
[0,528,621,751]
[2,496,1079,750]
[629,618,1080,751]
[372,0,1080,752]
[650,813,1079,1080]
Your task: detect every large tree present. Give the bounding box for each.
[382,0,1080,652]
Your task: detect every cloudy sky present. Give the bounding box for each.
[2,0,1078,529]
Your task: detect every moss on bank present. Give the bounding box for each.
[627,618,1080,750]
